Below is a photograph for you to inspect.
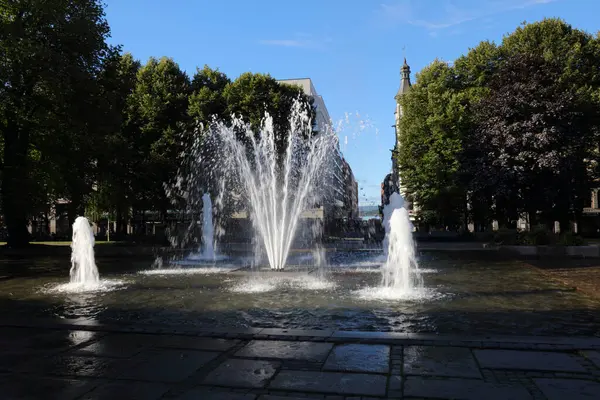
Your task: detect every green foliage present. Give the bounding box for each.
[492,229,521,245]
[397,60,467,228]
[397,18,600,233]
[0,0,112,246]
[128,56,191,217]
[223,73,314,155]
[557,232,587,246]
[518,226,553,246]
[490,227,586,246]
[189,65,231,125]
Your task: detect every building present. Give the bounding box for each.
[278,78,350,223]
[277,78,331,134]
[382,58,416,220]
[342,157,359,219]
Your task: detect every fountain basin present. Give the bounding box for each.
[1,252,599,336]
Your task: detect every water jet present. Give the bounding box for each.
[70,216,100,286]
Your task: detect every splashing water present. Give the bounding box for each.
[70,216,99,285]
[43,216,126,293]
[180,100,334,270]
[357,192,427,301]
[380,192,423,292]
[200,193,216,259]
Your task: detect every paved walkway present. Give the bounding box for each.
[1,319,600,399]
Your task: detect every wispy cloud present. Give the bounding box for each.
[377,0,559,32]
[258,34,332,50]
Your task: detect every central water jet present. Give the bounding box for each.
[189,101,333,270]
[201,192,215,260]
[381,192,423,293]
[70,216,100,285]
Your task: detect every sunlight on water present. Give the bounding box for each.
[230,274,336,293]
[45,279,126,294]
[140,267,236,276]
[355,286,444,302]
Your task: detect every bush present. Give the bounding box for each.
[519,226,553,245]
[492,229,520,245]
[557,232,586,246]
[457,231,475,241]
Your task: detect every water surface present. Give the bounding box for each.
[0,252,598,336]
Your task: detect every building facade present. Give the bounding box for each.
[278,78,351,223]
[342,157,359,219]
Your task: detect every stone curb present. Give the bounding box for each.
[2,318,599,351]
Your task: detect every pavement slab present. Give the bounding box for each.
[2,319,600,399]
[404,376,533,400]
[582,350,600,369]
[323,343,390,373]
[151,336,239,352]
[18,353,119,378]
[0,374,97,400]
[117,349,220,382]
[534,378,600,400]
[79,381,170,400]
[269,370,387,396]
[74,333,160,358]
[174,388,257,400]
[201,358,280,388]
[474,349,587,372]
[404,346,482,378]
[235,340,333,362]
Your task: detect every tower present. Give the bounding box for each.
[392,58,411,190]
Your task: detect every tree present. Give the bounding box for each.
[223,73,314,157]
[189,65,230,125]
[90,51,141,236]
[453,41,501,230]
[472,52,600,230]
[396,60,467,229]
[0,0,112,247]
[127,57,191,227]
[398,18,600,232]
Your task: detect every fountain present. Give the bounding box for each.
[178,192,234,266]
[357,191,424,300]
[44,216,126,293]
[201,193,215,259]
[69,216,100,286]
[179,100,334,270]
[381,192,423,292]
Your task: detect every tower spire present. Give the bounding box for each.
[398,58,411,95]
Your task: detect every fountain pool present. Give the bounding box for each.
[1,252,599,337]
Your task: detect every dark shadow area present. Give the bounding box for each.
[0,295,598,338]
[526,259,600,270]
[454,288,578,298]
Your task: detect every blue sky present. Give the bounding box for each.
[104,0,597,206]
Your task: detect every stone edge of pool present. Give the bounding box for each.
[2,316,599,350]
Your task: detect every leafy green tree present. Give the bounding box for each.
[473,52,600,230]
[189,65,231,125]
[90,51,141,235]
[453,41,501,230]
[398,18,600,232]
[0,0,111,247]
[396,60,467,229]
[224,73,314,156]
[128,57,191,226]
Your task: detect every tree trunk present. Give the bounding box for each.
[1,124,31,248]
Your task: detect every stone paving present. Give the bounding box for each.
[1,318,600,399]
